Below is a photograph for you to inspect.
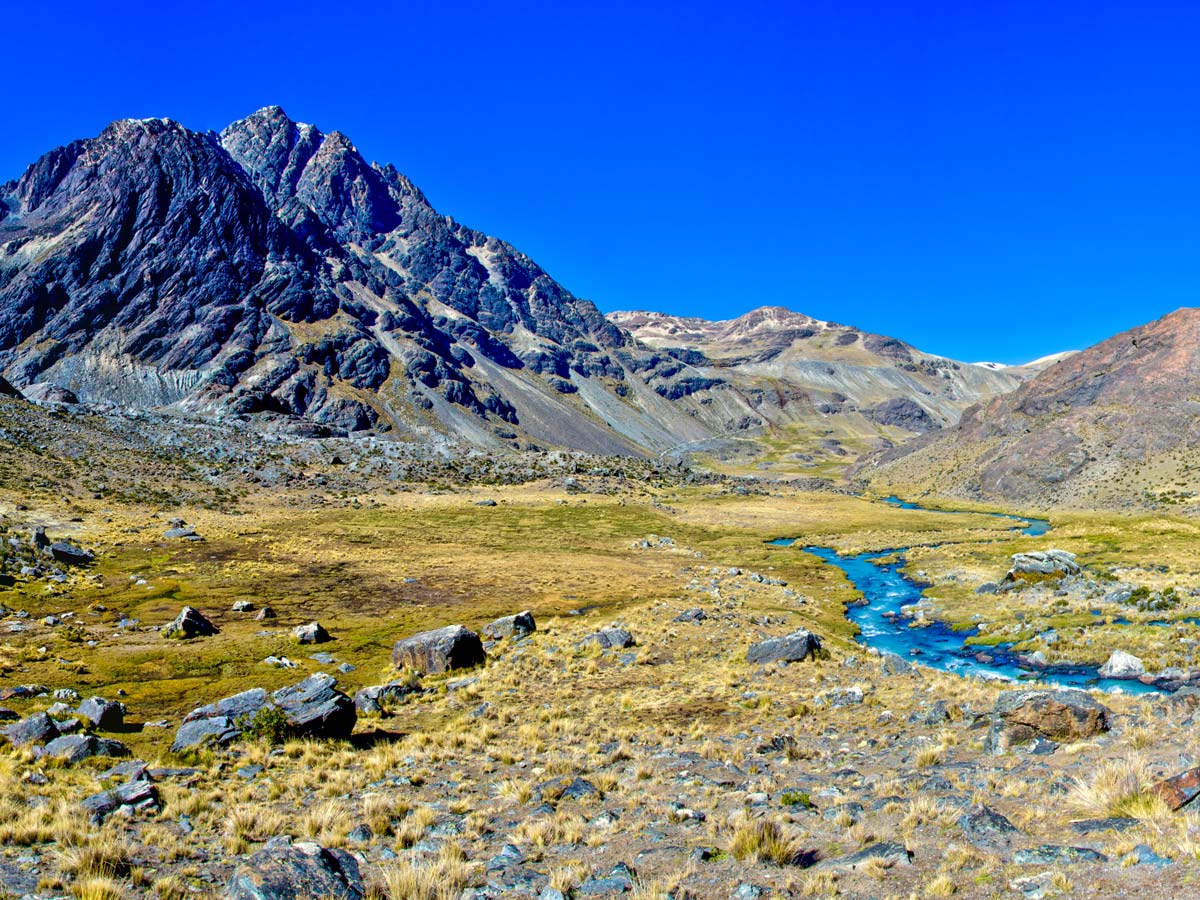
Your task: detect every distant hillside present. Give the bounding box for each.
[864,307,1200,511]
[610,307,1034,474]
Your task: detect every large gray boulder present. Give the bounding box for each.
[392,625,485,674]
[272,674,356,739]
[77,696,126,730]
[986,690,1110,753]
[46,734,129,764]
[3,711,60,747]
[747,629,822,665]
[226,842,364,900]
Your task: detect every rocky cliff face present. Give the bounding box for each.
[865,307,1200,509]
[0,108,1030,459]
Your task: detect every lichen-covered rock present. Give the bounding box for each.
[746,630,822,665]
[986,690,1110,753]
[81,779,158,823]
[1005,550,1080,581]
[48,541,93,565]
[392,625,485,674]
[225,842,364,900]
[353,680,423,715]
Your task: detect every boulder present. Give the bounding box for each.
[256,607,276,620]
[272,674,356,739]
[3,711,60,747]
[1006,550,1080,581]
[81,779,158,824]
[353,680,423,715]
[1099,650,1146,679]
[163,606,219,639]
[673,608,707,623]
[986,690,1110,754]
[746,629,822,665]
[183,688,269,724]
[484,611,536,640]
[1150,766,1200,811]
[392,625,486,674]
[172,716,242,753]
[293,622,331,644]
[22,382,78,404]
[232,601,255,612]
[226,842,364,900]
[77,696,126,730]
[45,734,129,764]
[48,541,93,565]
[173,677,355,750]
[579,628,636,650]
[957,804,1019,849]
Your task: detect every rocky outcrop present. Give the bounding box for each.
[985,690,1110,754]
[392,625,485,674]
[579,628,636,650]
[1006,550,1080,581]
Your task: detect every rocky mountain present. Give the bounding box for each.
[610,307,1035,470]
[864,307,1200,510]
[0,108,1031,460]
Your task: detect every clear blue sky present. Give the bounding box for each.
[4,1,1199,364]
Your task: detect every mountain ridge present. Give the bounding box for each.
[1,107,1034,461]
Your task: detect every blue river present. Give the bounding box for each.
[772,497,1162,694]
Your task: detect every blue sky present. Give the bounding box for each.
[4,0,1199,364]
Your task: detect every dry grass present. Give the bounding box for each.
[376,843,478,900]
[1068,756,1169,820]
[728,816,805,865]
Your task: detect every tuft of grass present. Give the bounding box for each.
[728,816,805,865]
[376,843,478,900]
[1068,757,1169,820]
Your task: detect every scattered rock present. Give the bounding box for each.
[256,607,277,620]
[580,627,636,650]
[48,541,94,565]
[673,608,707,623]
[232,601,255,612]
[1012,845,1107,865]
[817,841,912,870]
[746,629,822,665]
[957,804,1019,848]
[353,680,423,715]
[293,622,331,644]
[484,611,536,640]
[392,625,486,674]
[163,606,219,640]
[81,779,158,823]
[272,673,357,739]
